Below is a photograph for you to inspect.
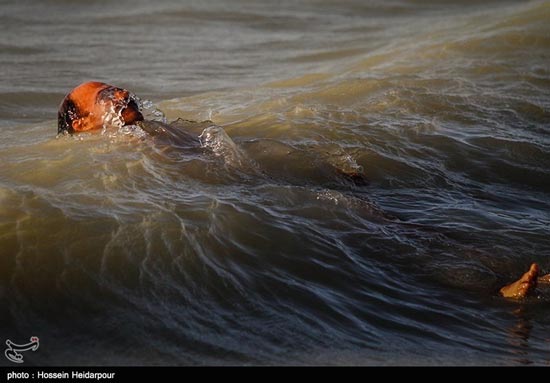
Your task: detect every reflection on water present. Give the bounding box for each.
[505,285,550,366]
[508,307,534,365]
[1,0,550,366]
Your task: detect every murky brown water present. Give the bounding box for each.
[1,0,550,365]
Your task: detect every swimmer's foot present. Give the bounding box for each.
[500,263,539,299]
[538,273,550,284]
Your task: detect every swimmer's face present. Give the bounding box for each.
[58,81,144,134]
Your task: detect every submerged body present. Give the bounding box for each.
[58,82,550,301]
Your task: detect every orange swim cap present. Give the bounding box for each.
[58,81,143,134]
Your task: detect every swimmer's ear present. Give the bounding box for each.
[58,97,78,134]
[72,118,83,131]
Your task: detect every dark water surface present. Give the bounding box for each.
[1,0,550,365]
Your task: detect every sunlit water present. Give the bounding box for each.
[1,0,550,365]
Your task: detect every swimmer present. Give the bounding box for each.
[57,82,549,300]
[58,81,143,134]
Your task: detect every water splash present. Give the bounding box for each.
[99,98,126,131]
[199,125,248,168]
[131,94,167,123]
[98,93,166,140]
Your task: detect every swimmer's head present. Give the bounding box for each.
[57,81,144,134]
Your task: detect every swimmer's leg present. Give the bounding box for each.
[335,168,368,186]
[499,263,539,299]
